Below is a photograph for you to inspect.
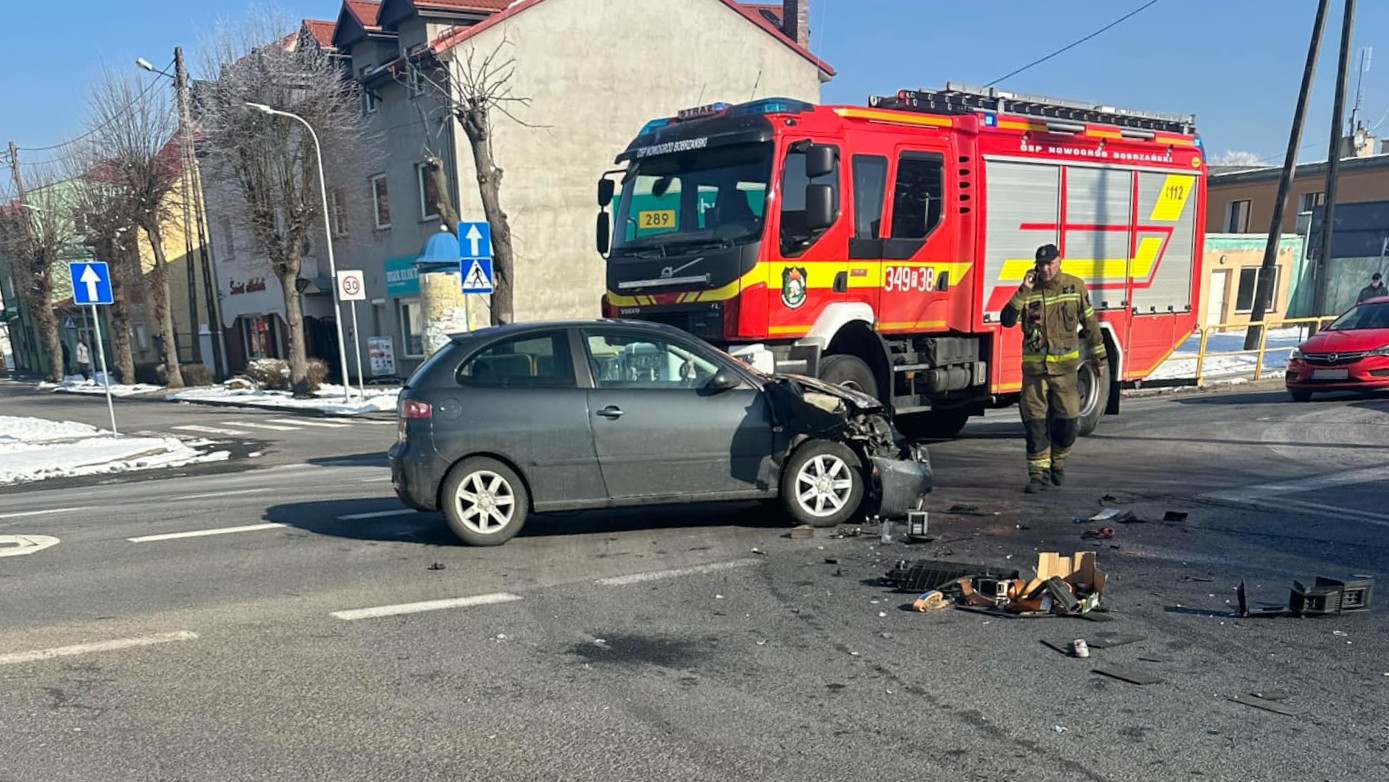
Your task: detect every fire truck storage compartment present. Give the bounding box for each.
[895,336,982,394]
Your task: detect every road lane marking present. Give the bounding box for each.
[128,523,288,543]
[337,509,418,520]
[0,535,60,557]
[1205,464,1388,502]
[353,419,397,425]
[267,418,350,429]
[173,424,249,436]
[0,507,91,520]
[357,477,392,483]
[170,488,274,501]
[0,631,198,666]
[595,558,763,587]
[331,592,522,620]
[222,420,299,432]
[1229,497,1389,528]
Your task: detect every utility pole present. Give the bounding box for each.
[7,142,33,371]
[1312,0,1357,329]
[1245,0,1330,350]
[172,47,203,367]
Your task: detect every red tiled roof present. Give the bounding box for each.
[430,0,831,75]
[743,2,783,25]
[303,19,337,47]
[346,0,383,29]
[416,0,512,11]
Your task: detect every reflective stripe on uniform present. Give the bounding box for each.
[1022,349,1082,364]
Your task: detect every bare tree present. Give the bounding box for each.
[86,71,186,388]
[412,36,536,325]
[0,162,74,383]
[66,154,142,384]
[198,13,375,395]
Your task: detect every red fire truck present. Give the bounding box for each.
[597,83,1205,438]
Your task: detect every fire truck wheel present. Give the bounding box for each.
[1076,359,1108,437]
[893,410,970,441]
[780,440,865,528]
[817,354,878,398]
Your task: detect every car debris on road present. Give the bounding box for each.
[884,551,1108,619]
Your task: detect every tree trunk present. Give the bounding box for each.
[275,269,311,397]
[459,107,514,325]
[101,237,137,384]
[141,221,186,388]
[426,155,460,235]
[25,258,62,383]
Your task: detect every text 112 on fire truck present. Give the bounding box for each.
[597,83,1205,439]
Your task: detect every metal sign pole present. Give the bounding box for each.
[91,305,117,436]
[350,300,366,400]
[463,293,472,334]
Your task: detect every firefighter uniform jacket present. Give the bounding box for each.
[1000,272,1107,377]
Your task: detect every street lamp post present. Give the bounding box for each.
[245,103,352,403]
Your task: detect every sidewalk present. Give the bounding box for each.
[0,415,228,487]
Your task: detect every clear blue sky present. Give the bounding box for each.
[1,0,1384,166]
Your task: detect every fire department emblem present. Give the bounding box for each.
[781,266,807,309]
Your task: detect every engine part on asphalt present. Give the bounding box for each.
[1292,575,1374,615]
[883,559,1020,592]
[906,511,929,540]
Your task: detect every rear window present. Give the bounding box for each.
[456,332,576,389]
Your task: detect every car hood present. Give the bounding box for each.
[773,373,883,411]
[1300,328,1389,353]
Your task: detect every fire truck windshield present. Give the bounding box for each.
[612,142,772,254]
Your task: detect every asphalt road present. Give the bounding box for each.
[1,380,1386,782]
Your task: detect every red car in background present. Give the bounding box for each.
[1286,296,1389,401]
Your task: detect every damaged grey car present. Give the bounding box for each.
[389,320,932,546]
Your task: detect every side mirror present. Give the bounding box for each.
[597,178,615,208]
[706,368,741,393]
[805,184,835,231]
[596,212,611,256]
[806,144,836,179]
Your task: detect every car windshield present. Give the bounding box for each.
[612,142,772,253]
[1327,300,1389,331]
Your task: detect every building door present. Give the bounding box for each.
[1207,269,1229,328]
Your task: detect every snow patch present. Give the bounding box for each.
[0,415,227,486]
[166,383,400,416]
[38,375,163,397]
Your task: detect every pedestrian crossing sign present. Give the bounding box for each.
[62,315,78,329]
[461,258,494,294]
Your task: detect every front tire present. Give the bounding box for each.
[818,354,878,399]
[1076,358,1108,437]
[780,440,865,528]
[441,457,529,546]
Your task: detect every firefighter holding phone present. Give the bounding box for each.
[1001,244,1107,493]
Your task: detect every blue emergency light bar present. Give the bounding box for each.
[637,97,813,137]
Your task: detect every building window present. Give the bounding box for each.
[1224,199,1251,233]
[398,298,424,357]
[361,86,378,115]
[328,190,348,237]
[371,174,391,230]
[1297,191,1325,214]
[1235,266,1280,313]
[217,215,235,259]
[416,163,440,221]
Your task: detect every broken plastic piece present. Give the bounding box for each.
[1081,527,1115,540]
[1088,508,1135,524]
[1230,694,1302,717]
[1163,511,1189,522]
[883,559,1020,592]
[912,590,951,612]
[1092,665,1162,685]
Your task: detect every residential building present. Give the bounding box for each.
[1199,234,1304,330]
[1208,145,1389,237]
[324,0,831,377]
[1306,199,1389,315]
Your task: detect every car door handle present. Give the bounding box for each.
[596,405,624,420]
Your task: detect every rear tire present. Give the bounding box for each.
[894,409,970,441]
[780,440,865,528]
[817,354,878,399]
[1290,389,1313,403]
[441,457,529,547]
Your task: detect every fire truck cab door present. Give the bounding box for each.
[878,147,951,331]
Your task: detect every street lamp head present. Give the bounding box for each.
[245,102,274,114]
[136,57,156,72]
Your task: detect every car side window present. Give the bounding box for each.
[584,332,720,390]
[456,332,576,389]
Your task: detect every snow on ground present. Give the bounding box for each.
[0,415,228,486]
[166,383,399,416]
[1148,326,1307,384]
[37,374,163,397]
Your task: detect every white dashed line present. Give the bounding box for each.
[128,523,288,543]
[352,419,397,425]
[337,509,418,520]
[0,631,198,666]
[267,418,350,429]
[173,424,250,436]
[0,507,92,520]
[331,592,523,620]
[595,558,763,586]
[222,420,300,432]
[169,488,274,501]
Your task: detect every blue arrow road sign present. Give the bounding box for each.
[461,258,495,294]
[458,220,492,261]
[69,261,113,306]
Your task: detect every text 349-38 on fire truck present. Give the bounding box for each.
[597,83,1205,439]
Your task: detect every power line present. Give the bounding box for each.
[986,0,1162,88]
[15,59,174,153]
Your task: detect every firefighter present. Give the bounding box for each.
[1001,244,1107,493]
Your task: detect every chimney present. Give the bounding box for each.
[783,0,809,48]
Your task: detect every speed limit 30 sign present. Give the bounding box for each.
[337,270,367,302]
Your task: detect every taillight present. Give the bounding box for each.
[402,400,432,419]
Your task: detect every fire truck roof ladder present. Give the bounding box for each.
[868,82,1196,136]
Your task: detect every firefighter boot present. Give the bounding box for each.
[1023,417,1052,494]
[1050,417,1078,488]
